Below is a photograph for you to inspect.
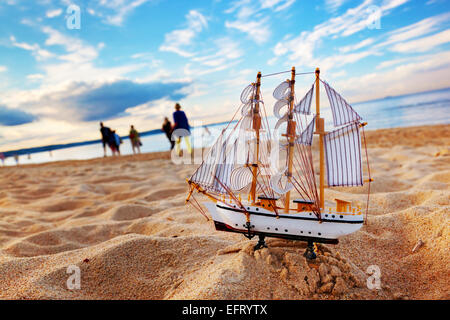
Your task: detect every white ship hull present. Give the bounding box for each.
[204,202,363,244]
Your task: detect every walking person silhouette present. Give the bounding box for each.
[172,103,192,156]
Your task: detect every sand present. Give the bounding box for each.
[0,124,448,300]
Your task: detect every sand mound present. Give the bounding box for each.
[144,187,187,202]
[108,204,157,221]
[0,235,382,300]
[43,200,92,212]
[0,235,231,299]
[3,222,129,257]
[170,240,378,300]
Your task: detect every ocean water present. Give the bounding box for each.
[2,88,449,166]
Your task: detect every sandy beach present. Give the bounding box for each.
[0,124,448,300]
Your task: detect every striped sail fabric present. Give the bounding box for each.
[323,81,362,127]
[211,139,236,193]
[273,80,291,100]
[295,115,316,146]
[240,83,256,104]
[324,122,363,187]
[273,80,290,120]
[293,84,314,115]
[270,169,294,195]
[190,136,237,194]
[273,98,289,119]
[189,143,219,192]
[241,101,252,116]
[274,113,288,130]
[229,166,253,191]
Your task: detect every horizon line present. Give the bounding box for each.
[1,86,449,157]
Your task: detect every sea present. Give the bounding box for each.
[1,87,449,166]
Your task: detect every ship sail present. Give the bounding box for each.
[240,83,256,104]
[273,99,289,119]
[273,80,291,100]
[270,168,294,195]
[322,80,361,127]
[189,133,230,194]
[295,115,316,146]
[229,166,253,191]
[273,83,314,119]
[211,139,238,193]
[324,122,363,187]
[271,76,320,213]
[274,113,288,130]
[189,81,274,198]
[293,84,314,115]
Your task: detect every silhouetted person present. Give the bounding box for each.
[107,129,119,156]
[129,125,141,154]
[100,122,112,157]
[162,117,175,150]
[111,130,122,156]
[172,103,192,156]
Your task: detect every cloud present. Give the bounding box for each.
[320,50,377,71]
[10,35,54,60]
[3,24,164,121]
[225,18,271,44]
[324,0,348,13]
[375,57,411,69]
[26,73,45,81]
[0,66,6,72]
[1,0,17,5]
[159,10,208,57]
[270,0,409,68]
[260,0,296,12]
[184,59,242,77]
[339,38,374,53]
[224,0,295,43]
[390,29,450,53]
[0,105,37,126]
[171,36,245,78]
[42,26,99,63]
[14,26,137,89]
[159,10,244,76]
[192,38,243,67]
[376,12,450,48]
[46,9,62,18]
[74,80,189,121]
[331,50,450,102]
[24,80,191,122]
[98,0,151,26]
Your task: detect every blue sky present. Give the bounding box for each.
[0,0,449,150]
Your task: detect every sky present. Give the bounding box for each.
[0,0,449,151]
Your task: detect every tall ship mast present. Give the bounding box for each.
[186,67,371,259]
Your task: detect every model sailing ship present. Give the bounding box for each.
[186,67,371,259]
